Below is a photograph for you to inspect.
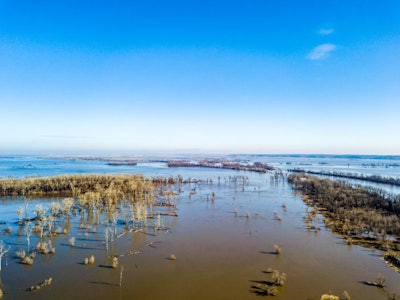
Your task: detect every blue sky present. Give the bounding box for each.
[1,0,399,154]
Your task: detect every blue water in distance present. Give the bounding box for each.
[1,154,400,194]
[228,154,400,178]
[1,154,400,178]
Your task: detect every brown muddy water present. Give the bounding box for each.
[0,171,399,299]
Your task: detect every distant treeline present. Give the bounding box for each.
[168,159,274,173]
[106,162,138,166]
[288,173,400,241]
[288,168,400,187]
[362,162,400,168]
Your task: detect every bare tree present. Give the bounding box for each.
[0,241,11,271]
[25,222,33,252]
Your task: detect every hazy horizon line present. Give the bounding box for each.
[0,150,399,158]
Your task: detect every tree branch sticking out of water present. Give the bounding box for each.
[25,223,33,252]
[0,241,11,271]
[119,266,124,287]
[365,273,386,288]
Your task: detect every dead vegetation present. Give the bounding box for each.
[288,173,400,262]
[364,273,386,288]
[289,168,400,187]
[0,174,156,201]
[0,173,187,295]
[273,244,281,255]
[250,268,286,297]
[320,293,340,300]
[167,159,274,173]
[27,277,52,292]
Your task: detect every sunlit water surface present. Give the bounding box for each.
[0,156,399,299]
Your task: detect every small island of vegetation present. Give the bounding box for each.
[167,159,274,173]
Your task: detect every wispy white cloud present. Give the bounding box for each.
[317,23,335,36]
[318,28,334,36]
[307,43,337,60]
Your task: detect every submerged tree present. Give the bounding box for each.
[25,223,33,252]
[0,241,11,271]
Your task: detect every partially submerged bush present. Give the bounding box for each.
[36,241,55,255]
[251,268,286,297]
[112,257,119,268]
[16,250,36,265]
[273,244,281,255]
[84,255,95,265]
[27,277,52,292]
[273,212,282,221]
[271,269,286,286]
[321,294,340,300]
[88,254,95,264]
[69,237,75,247]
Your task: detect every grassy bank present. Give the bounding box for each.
[288,173,400,271]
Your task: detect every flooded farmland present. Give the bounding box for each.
[0,164,399,299]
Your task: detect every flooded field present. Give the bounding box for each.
[0,168,399,299]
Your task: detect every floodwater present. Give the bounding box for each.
[0,169,400,299]
[1,167,399,299]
